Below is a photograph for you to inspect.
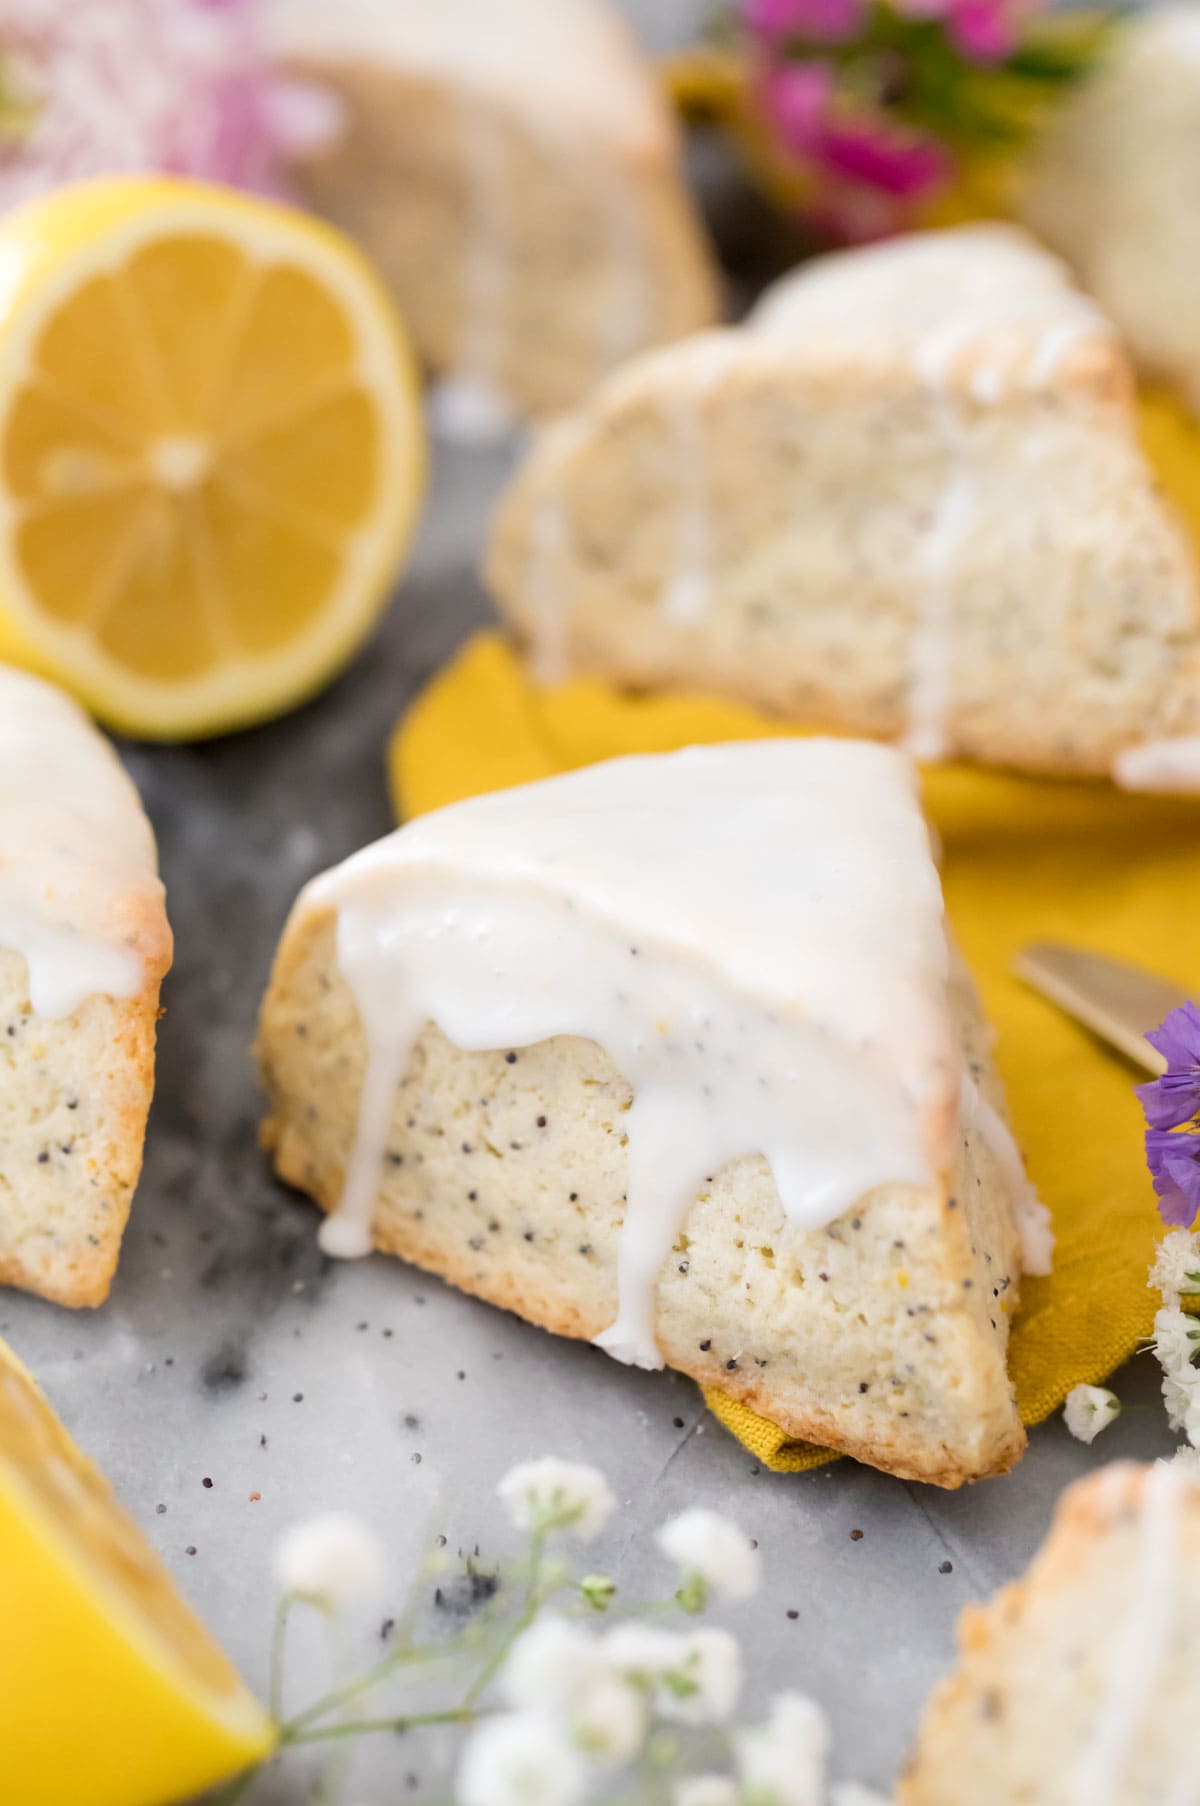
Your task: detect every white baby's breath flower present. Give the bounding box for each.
[736,1691,829,1806]
[1172,1442,1200,1474]
[503,1616,646,1768]
[603,1623,742,1727]
[273,1513,385,1613]
[1154,1305,1200,1442]
[1149,1229,1200,1304]
[674,1777,739,1806]
[1062,1384,1121,1445]
[457,1712,587,1806]
[656,1508,761,1602]
[499,1458,616,1539]
[571,1671,646,1767]
[503,1617,604,1714]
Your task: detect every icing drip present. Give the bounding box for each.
[660,389,713,625]
[902,390,974,764]
[429,99,515,445]
[527,493,572,684]
[0,667,153,1019]
[587,151,651,378]
[960,1073,1054,1276]
[1071,1462,1186,1806]
[1113,736,1200,794]
[307,741,961,1367]
[659,339,743,628]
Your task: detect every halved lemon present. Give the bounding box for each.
[0,176,425,739]
[0,1338,275,1805]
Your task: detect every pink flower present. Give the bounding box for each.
[896,0,1036,64]
[0,0,337,212]
[744,0,866,45]
[761,62,836,153]
[816,118,950,198]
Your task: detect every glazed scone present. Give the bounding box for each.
[1024,8,1200,416]
[0,667,172,1307]
[486,224,1200,784]
[258,740,1044,1487]
[900,1461,1200,1804]
[267,0,720,429]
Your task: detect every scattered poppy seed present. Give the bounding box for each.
[156,1503,166,1515]
[786,1609,799,1621]
[505,1052,518,1064]
[850,1528,864,1542]
[699,1339,712,1351]
[939,1560,953,1574]
[292,1393,303,1403]
[202,1477,213,1489]
[185,1545,197,1556]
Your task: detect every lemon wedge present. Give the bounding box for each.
[0,1338,275,1805]
[0,176,425,739]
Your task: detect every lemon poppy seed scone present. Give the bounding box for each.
[0,667,172,1307]
[1024,8,1200,417]
[486,224,1200,785]
[900,1461,1200,1804]
[258,740,1046,1487]
[267,0,720,430]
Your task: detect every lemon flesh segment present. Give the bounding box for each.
[0,1340,275,1806]
[0,176,425,739]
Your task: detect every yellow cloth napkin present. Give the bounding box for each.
[390,632,1200,1472]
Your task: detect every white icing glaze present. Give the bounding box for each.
[753,227,1113,762]
[1113,736,1200,794]
[267,0,665,155]
[304,741,964,1366]
[1071,1462,1187,1806]
[751,225,1113,392]
[960,1073,1054,1276]
[0,666,156,1019]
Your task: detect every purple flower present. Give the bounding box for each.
[1146,1129,1200,1232]
[745,0,866,44]
[1138,1001,1200,1130]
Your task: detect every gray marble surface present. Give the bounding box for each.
[0,425,1176,1804]
[0,1,1178,1798]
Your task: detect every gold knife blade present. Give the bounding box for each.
[1014,941,1195,1077]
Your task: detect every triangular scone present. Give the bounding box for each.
[487,224,1200,784]
[1025,8,1200,416]
[0,668,172,1307]
[267,0,720,427]
[258,740,1041,1487]
[900,1461,1200,1803]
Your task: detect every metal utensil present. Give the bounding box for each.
[1013,941,1194,1076]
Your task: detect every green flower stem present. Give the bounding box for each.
[460,1528,551,1711]
[269,1594,295,1723]
[285,1635,465,1737]
[284,1707,483,1747]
